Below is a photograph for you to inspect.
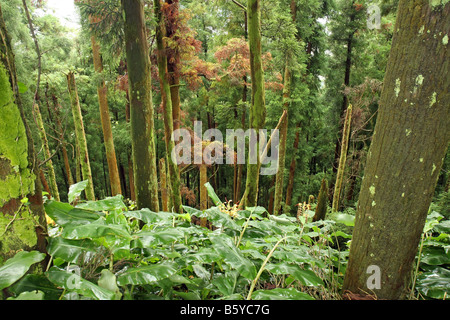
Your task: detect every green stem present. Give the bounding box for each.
[246,236,286,300]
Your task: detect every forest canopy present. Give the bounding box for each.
[0,0,448,303]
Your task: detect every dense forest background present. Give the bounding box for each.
[0,0,448,301]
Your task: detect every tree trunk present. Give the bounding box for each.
[121,0,159,212]
[199,165,208,211]
[343,1,449,300]
[165,0,182,131]
[332,104,352,212]
[241,0,266,208]
[159,158,169,212]
[0,3,47,262]
[285,123,300,207]
[273,63,291,215]
[154,0,182,213]
[33,102,60,201]
[52,95,74,186]
[67,72,95,201]
[89,16,122,196]
[313,178,328,222]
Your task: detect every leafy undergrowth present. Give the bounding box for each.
[0,183,448,300]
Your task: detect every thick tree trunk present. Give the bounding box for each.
[67,72,95,201]
[89,17,122,196]
[0,3,47,262]
[154,0,182,213]
[343,1,449,300]
[33,103,60,201]
[121,0,159,212]
[241,0,266,208]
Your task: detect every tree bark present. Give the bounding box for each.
[121,0,159,212]
[332,104,352,212]
[159,158,169,212]
[33,102,60,201]
[241,0,266,208]
[89,16,122,196]
[285,123,300,207]
[67,72,95,201]
[0,3,47,262]
[154,0,182,213]
[343,1,450,300]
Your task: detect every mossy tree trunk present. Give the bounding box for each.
[332,103,352,212]
[89,16,122,197]
[0,3,47,262]
[343,0,449,300]
[159,158,168,212]
[121,0,159,212]
[241,0,266,208]
[154,0,182,213]
[313,178,328,222]
[67,72,95,201]
[33,103,60,201]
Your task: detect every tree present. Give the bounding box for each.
[343,0,449,299]
[154,0,183,213]
[89,15,122,197]
[67,72,96,201]
[0,2,47,262]
[241,0,266,208]
[121,0,159,212]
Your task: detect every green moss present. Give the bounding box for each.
[0,64,34,207]
[0,207,38,260]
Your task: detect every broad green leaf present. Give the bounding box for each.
[206,207,241,231]
[61,218,132,240]
[212,270,239,296]
[185,248,221,265]
[117,262,177,286]
[7,290,44,300]
[44,201,102,226]
[192,264,210,280]
[98,269,122,300]
[420,246,450,266]
[134,228,185,247]
[0,251,46,290]
[252,287,315,300]
[265,263,324,286]
[76,195,126,212]
[416,266,450,299]
[46,267,115,300]
[205,182,222,207]
[9,274,62,300]
[68,180,88,203]
[124,208,177,225]
[209,233,256,280]
[47,237,98,264]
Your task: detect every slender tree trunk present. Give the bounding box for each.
[343,0,449,300]
[52,95,74,186]
[199,165,208,211]
[67,72,95,201]
[241,0,266,208]
[332,104,352,212]
[313,178,328,222]
[0,3,47,262]
[159,158,169,212]
[285,123,300,207]
[273,63,291,215]
[33,103,60,201]
[121,0,159,212]
[154,0,182,213]
[165,0,182,131]
[89,16,122,196]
